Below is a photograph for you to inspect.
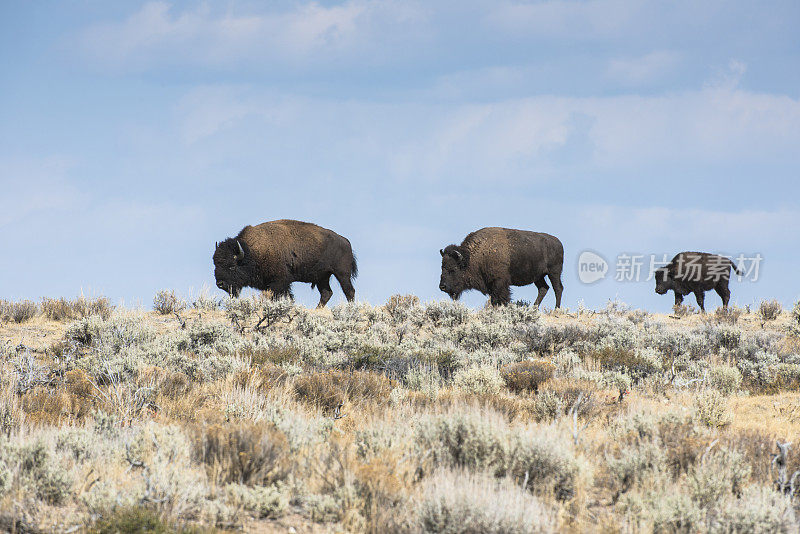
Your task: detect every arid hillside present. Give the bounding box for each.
[1,294,799,533]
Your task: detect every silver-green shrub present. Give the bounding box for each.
[712,486,796,534]
[713,325,743,351]
[415,469,556,534]
[687,447,750,509]
[452,365,504,395]
[192,293,220,311]
[452,321,511,352]
[415,411,506,471]
[693,390,732,428]
[13,440,73,505]
[355,421,409,460]
[501,427,584,501]
[650,491,704,533]
[55,428,95,461]
[758,300,782,322]
[153,290,186,315]
[404,365,442,397]
[607,441,667,493]
[709,364,742,395]
[225,483,288,519]
[424,301,470,328]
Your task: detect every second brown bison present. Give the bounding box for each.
[439,227,564,307]
[213,219,357,307]
[654,251,743,311]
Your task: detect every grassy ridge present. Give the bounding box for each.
[0,294,799,532]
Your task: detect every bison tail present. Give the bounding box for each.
[730,259,744,277]
[350,253,359,280]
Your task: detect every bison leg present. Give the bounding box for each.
[316,276,334,308]
[694,290,706,312]
[533,277,550,307]
[673,291,684,307]
[548,271,564,309]
[334,272,356,302]
[715,283,731,308]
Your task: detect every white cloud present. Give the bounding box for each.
[488,0,646,39]
[0,154,202,239]
[78,1,427,69]
[175,86,270,143]
[606,51,681,86]
[395,87,799,180]
[585,85,800,167]
[578,205,800,248]
[429,65,535,99]
[485,0,738,43]
[172,80,800,184]
[704,59,748,91]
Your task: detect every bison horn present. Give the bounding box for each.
[453,250,463,261]
[215,241,219,249]
[234,240,245,261]
[440,249,445,257]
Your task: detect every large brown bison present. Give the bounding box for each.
[439,227,564,307]
[213,219,357,307]
[654,251,742,311]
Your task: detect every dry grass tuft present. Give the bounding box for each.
[191,422,291,487]
[712,305,743,325]
[759,299,783,323]
[293,370,396,411]
[244,346,300,367]
[232,365,288,392]
[41,296,113,321]
[154,290,186,315]
[384,294,420,321]
[591,346,661,379]
[40,297,73,321]
[1,300,38,323]
[137,365,192,399]
[672,303,697,318]
[501,359,555,393]
[88,507,208,534]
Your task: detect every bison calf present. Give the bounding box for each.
[654,251,742,311]
[439,227,564,307]
[213,219,357,307]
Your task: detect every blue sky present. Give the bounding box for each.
[1,0,798,311]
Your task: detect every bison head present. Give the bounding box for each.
[439,245,470,299]
[213,238,249,297]
[654,266,674,295]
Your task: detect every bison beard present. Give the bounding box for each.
[439,227,564,307]
[213,219,357,307]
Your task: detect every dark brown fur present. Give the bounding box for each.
[654,251,743,311]
[213,220,357,307]
[439,227,564,307]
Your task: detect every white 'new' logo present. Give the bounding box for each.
[577,250,608,284]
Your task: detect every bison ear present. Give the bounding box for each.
[440,249,445,257]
